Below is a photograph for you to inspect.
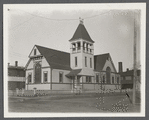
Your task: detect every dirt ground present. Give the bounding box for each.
[8,92,140,113]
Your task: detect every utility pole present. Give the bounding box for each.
[132,11,137,105]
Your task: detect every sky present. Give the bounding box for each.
[5,4,141,72]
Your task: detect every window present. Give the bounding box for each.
[89,77,92,83]
[103,76,105,83]
[112,76,114,84]
[85,57,87,67]
[34,49,36,55]
[96,74,99,83]
[44,72,48,82]
[90,58,92,68]
[86,76,88,83]
[59,72,63,83]
[117,77,119,84]
[75,57,77,67]
[28,73,32,83]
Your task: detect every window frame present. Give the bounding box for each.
[117,77,119,84]
[59,72,63,83]
[90,58,92,68]
[85,56,87,67]
[103,75,105,83]
[112,76,114,84]
[28,73,32,83]
[96,74,99,83]
[43,71,48,83]
[75,57,77,67]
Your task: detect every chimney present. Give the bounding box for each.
[126,68,129,71]
[15,61,18,67]
[118,62,123,73]
[8,63,10,66]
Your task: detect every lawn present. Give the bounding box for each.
[8,92,140,113]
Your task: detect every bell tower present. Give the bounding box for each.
[69,18,94,72]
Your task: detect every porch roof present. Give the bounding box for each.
[65,69,82,77]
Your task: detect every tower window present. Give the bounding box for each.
[85,57,87,67]
[34,49,36,55]
[90,58,92,68]
[75,57,77,67]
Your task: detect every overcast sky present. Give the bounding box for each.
[5,4,141,72]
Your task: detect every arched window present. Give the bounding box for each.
[106,67,111,84]
[34,62,41,84]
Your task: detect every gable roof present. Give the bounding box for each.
[94,53,109,71]
[94,53,117,72]
[69,23,94,43]
[35,45,71,70]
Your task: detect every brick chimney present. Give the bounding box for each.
[15,61,18,67]
[118,62,123,73]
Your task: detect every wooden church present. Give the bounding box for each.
[25,19,121,92]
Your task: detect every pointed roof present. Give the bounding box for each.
[35,45,71,70]
[69,23,94,43]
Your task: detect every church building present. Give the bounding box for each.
[25,19,121,92]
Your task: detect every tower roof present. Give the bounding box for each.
[69,21,94,43]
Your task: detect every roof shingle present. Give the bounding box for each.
[36,45,71,70]
[69,23,94,43]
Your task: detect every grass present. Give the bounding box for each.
[8,92,140,113]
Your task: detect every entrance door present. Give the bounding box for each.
[35,62,41,84]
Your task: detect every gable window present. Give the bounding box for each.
[75,57,77,67]
[85,57,87,67]
[96,74,99,83]
[44,72,48,82]
[28,73,32,83]
[90,58,92,68]
[34,49,36,55]
[59,72,63,83]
